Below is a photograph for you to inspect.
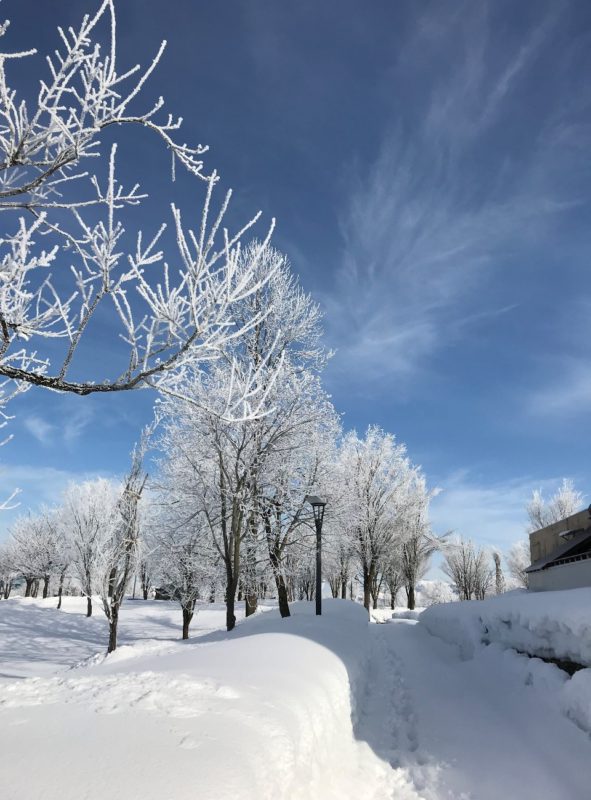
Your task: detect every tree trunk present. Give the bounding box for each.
[107,605,119,653]
[143,587,149,600]
[406,584,416,611]
[24,577,33,597]
[245,592,257,617]
[42,575,50,599]
[362,566,372,611]
[107,567,116,599]
[31,580,39,598]
[57,569,65,610]
[226,574,237,632]
[275,572,291,618]
[86,594,93,617]
[341,579,347,600]
[182,607,193,640]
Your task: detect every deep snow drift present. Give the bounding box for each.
[0,595,590,799]
[420,587,591,665]
[420,588,591,738]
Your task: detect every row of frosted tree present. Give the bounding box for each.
[0,237,441,650]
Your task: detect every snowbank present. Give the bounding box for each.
[420,588,591,665]
[391,609,422,621]
[419,589,591,735]
[0,598,391,800]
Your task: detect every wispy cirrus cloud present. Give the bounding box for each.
[324,1,585,390]
[429,469,584,551]
[527,358,591,418]
[21,403,95,448]
[23,416,55,446]
[0,463,116,538]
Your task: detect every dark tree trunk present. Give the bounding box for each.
[143,587,149,600]
[24,577,33,597]
[42,575,50,599]
[182,607,193,640]
[57,569,66,610]
[275,573,291,619]
[86,595,93,617]
[226,587,236,631]
[390,593,396,609]
[341,580,347,600]
[362,566,372,611]
[31,580,39,598]
[245,592,257,617]
[372,594,378,610]
[107,605,119,653]
[3,582,12,599]
[406,584,416,611]
[267,534,291,619]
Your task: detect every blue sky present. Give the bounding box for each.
[1,0,590,553]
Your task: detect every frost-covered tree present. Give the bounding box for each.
[97,435,149,653]
[526,479,584,532]
[442,537,491,601]
[493,551,505,595]
[399,477,440,610]
[155,240,333,629]
[337,427,414,611]
[148,486,214,640]
[417,580,456,607]
[7,508,66,597]
[325,534,354,601]
[384,547,404,609]
[0,1,275,400]
[506,539,530,589]
[0,542,16,598]
[62,478,119,617]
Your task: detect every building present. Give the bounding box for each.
[526,506,591,591]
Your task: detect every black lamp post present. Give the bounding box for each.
[305,495,327,616]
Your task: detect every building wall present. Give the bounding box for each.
[529,508,591,563]
[528,558,591,592]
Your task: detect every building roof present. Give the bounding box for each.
[526,529,591,573]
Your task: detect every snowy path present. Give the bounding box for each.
[359,619,591,800]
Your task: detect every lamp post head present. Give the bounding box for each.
[305,495,327,525]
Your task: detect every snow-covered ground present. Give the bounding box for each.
[0,595,590,799]
[420,588,591,665]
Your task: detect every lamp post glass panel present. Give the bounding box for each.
[306,496,327,616]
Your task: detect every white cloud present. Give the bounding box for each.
[528,362,591,417]
[429,470,583,551]
[62,404,95,446]
[23,416,55,446]
[324,3,575,391]
[0,464,116,538]
[21,403,95,449]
